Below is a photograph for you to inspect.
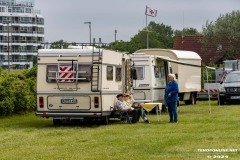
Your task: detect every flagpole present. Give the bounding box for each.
[146,6,149,49]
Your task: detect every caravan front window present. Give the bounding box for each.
[135,66,144,80]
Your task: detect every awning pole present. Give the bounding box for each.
[206,67,211,113]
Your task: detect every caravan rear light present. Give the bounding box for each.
[39,96,44,108]
[94,97,99,108]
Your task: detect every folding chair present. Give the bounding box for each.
[119,110,132,123]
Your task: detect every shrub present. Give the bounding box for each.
[0,70,36,116]
[0,97,15,116]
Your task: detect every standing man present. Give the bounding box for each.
[165,74,179,123]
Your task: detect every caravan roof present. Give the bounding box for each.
[135,49,201,60]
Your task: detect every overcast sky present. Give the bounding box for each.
[35,0,240,43]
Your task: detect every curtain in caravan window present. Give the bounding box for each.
[135,67,144,80]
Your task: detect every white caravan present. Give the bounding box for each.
[36,46,131,125]
[130,49,201,105]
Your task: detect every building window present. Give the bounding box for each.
[107,66,113,80]
[0,7,5,12]
[217,44,223,51]
[25,8,32,13]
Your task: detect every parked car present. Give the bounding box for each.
[218,71,240,105]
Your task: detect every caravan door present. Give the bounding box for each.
[132,57,168,102]
[153,59,168,102]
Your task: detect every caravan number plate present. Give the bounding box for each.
[61,98,77,104]
[230,96,240,99]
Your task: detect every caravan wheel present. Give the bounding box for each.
[184,93,196,105]
[53,118,62,125]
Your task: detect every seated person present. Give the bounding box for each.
[116,94,138,123]
[123,93,149,123]
[116,94,149,123]
[123,93,135,108]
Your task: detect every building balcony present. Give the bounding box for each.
[0,50,37,56]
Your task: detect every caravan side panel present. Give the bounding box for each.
[177,59,201,92]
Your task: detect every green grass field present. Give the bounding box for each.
[0,100,239,160]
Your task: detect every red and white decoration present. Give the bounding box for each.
[58,66,74,82]
[199,89,218,97]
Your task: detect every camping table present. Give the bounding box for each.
[141,103,162,121]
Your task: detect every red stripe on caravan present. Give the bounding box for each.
[59,66,73,82]
[200,89,208,93]
[66,67,73,82]
[59,68,69,81]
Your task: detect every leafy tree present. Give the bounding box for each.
[32,56,38,65]
[147,21,174,49]
[175,27,200,36]
[130,29,161,49]
[202,10,240,57]
[104,40,141,54]
[24,64,37,78]
[0,65,3,75]
[106,22,175,53]
[50,40,69,49]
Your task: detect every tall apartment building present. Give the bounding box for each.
[0,0,44,69]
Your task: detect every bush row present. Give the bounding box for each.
[0,65,37,116]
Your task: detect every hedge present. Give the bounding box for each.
[0,65,37,116]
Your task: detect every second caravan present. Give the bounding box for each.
[130,49,202,105]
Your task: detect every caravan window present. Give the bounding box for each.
[107,66,113,80]
[135,66,144,80]
[46,64,92,83]
[156,60,166,80]
[77,65,92,82]
[154,66,159,78]
[116,66,122,81]
[47,65,58,83]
